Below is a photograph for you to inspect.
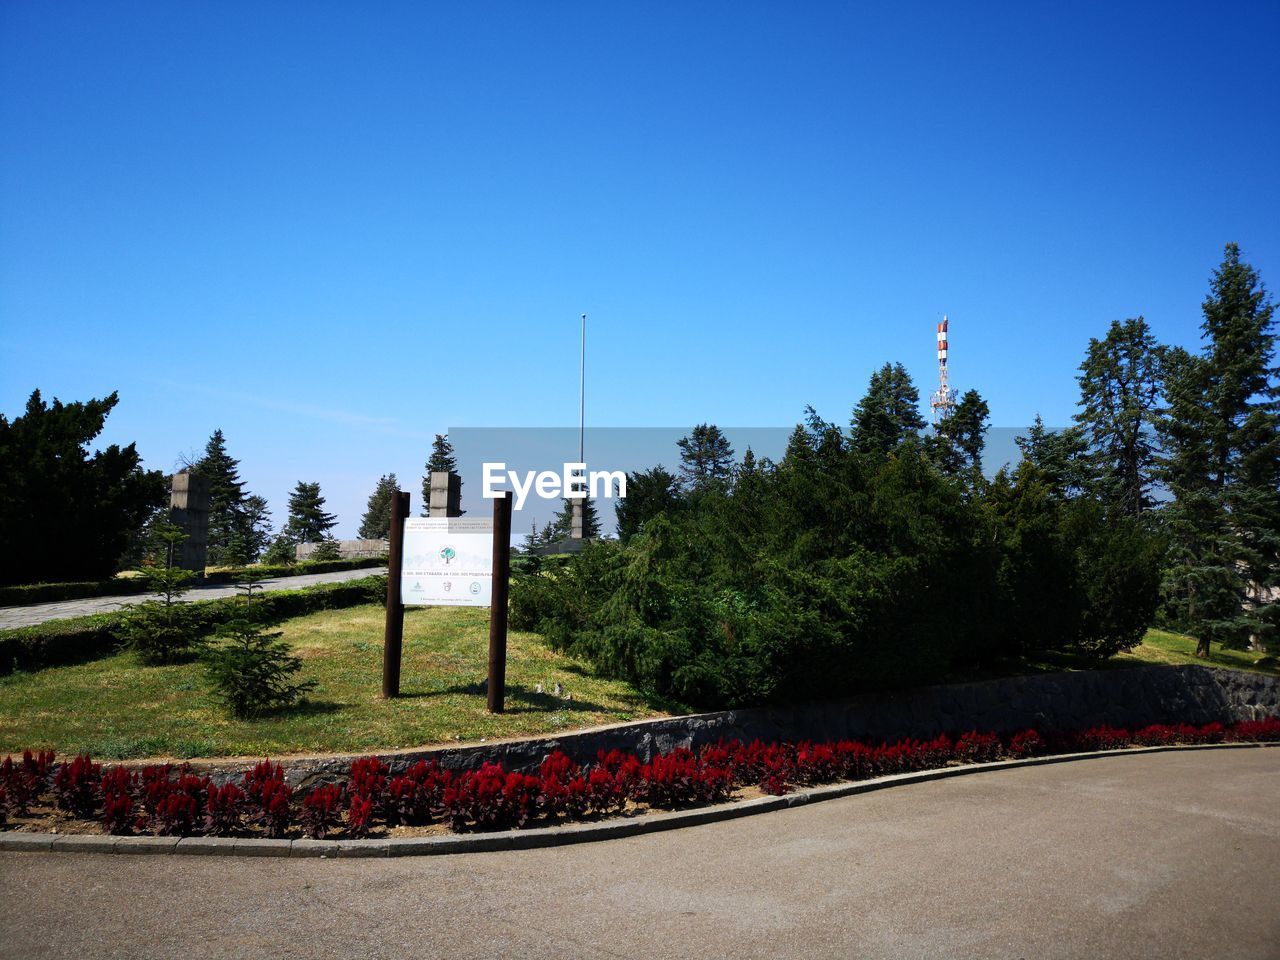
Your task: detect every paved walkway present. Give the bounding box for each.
[1,748,1276,959]
[0,567,388,628]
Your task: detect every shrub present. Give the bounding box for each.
[118,602,202,665]
[0,575,387,677]
[53,755,101,818]
[301,784,344,839]
[309,539,342,563]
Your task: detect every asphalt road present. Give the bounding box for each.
[0,568,388,629]
[1,748,1276,960]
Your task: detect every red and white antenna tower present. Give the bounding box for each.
[929,315,957,425]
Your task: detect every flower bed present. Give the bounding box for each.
[2,718,1277,840]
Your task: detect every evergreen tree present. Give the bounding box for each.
[239,494,273,564]
[850,363,926,459]
[195,429,260,567]
[202,580,315,718]
[676,424,735,492]
[116,521,199,665]
[284,481,338,543]
[931,388,990,484]
[262,533,298,565]
[422,434,459,517]
[0,390,166,584]
[358,473,399,540]
[1074,317,1165,517]
[1015,416,1089,500]
[1158,245,1279,655]
[552,497,601,540]
[614,465,681,541]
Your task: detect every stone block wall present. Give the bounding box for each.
[295,539,388,561]
[193,665,1278,787]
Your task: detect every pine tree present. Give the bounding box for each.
[1015,415,1088,499]
[1073,317,1165,517]
[284,481,337,544]
[676,424,735,492]
[117,520,199,664]
[850,363,926,459]
[202,580,315,718]
[931,388,990,484]
[552,497,601,540]
[0,390,166,584]
[422,434,459,517]
[195,429,261,567]
[358,473,399,540]
[239,494,273,564]
[1158,245,1279,655]
[614,465,681,541]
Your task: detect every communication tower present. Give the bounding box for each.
[929,315,957,425]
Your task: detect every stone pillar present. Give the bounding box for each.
[428,471,463,518]
[169,470,210,572]
[570,500,584,539]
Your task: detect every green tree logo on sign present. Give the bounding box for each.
[440,545,456,565]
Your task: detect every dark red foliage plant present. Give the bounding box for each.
[1007,729,1046,758]
[301,784,344,840]
[100,766,138,834]
[384,759,452,826]
[349,757,389,815]
[2,719,1279,839]
[242,761,292,838]
[346,792,374,838]
[52,755,101,819]
[205,782,246,837]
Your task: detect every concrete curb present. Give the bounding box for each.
[1,741,1273,859]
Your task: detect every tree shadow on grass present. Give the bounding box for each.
[394,681,615,714]
[257,698,344,719]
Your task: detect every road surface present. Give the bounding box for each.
[0,567,388,629]
[1,747,1276,959]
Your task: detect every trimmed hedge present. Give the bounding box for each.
[0,575,388,675]
[0,557,387,607]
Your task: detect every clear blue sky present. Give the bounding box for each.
[2,2,1277,536]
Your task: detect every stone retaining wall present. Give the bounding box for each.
[192,665,1278,787]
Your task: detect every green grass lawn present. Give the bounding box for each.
[0,607,1272,763]
[1115,628,1279,676]
[0,605,676,760]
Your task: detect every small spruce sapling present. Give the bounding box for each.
[117,521,199,664]
[201,572,316,718]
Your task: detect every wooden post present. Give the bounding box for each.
[381,490,410,699]
[487,490,513,714]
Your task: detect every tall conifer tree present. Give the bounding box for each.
[422,434,459,517]
[1158,245,1279,654]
